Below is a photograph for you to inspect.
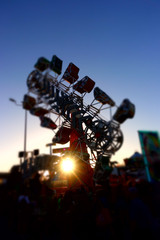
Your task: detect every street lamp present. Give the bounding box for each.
[9,98,27,164]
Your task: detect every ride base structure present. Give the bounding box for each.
[21,55,135,192]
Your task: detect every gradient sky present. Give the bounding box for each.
[1,0,160,172]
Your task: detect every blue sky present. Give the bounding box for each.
[1,0,160,172]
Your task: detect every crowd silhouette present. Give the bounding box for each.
[0,169,160,240]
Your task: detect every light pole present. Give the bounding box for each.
[46,142,56,155]
[9,98,27,164]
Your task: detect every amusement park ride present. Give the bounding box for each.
[21,55,135,191]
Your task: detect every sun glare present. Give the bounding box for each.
[61,158,74,173]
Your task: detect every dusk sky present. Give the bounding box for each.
[1,0,160,172]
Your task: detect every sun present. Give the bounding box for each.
[61,158,74,173]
